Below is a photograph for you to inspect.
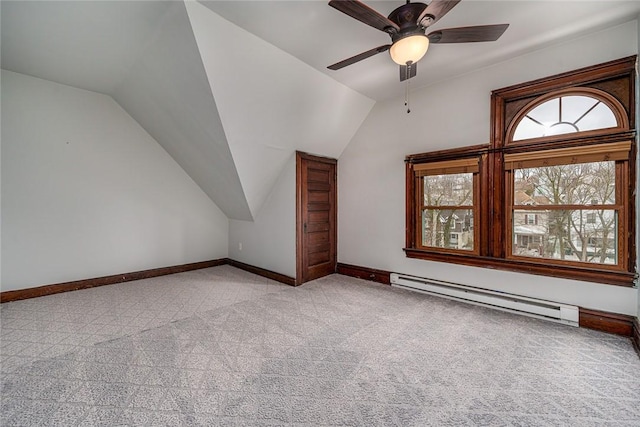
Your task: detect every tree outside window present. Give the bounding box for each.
[405,56,635,286]
[511,161,618,265]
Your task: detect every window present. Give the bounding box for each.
[405,56,636,286]
[524,214,537,225]
[506,147,629,267]
[406,148,483,257]
[512,93,620,141]
[416,159,478,253]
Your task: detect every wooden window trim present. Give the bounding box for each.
[407,146,485,257]
[414,158,480,175]
[504,163,627,272]
[415,169,480,255]
[503,141,631,170]
[505,87,629,145]
[405,56,637,287]
[403,248,636,286]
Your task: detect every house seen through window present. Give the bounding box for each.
[405,56,636,286]
[510,161,618,265]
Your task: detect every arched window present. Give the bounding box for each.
[508,88,627,142]
[405,56,636,286]
[498,70,634,283]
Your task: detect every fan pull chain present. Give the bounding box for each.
[404,65,411,114]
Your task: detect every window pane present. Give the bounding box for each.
[513,95,619,141]
[527,97,559,124]
[513,116,545,140]
[513,209,617,265]
[514,161,615,206]
[423,173,473,206]
[575,102,617,132]
[562,95,599,123]
[422,209,474,250]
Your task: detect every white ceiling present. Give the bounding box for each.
[185,1,373,215]
[0,1,171,95]
[2,1,639,220]
[2,0,254,220]
[0,0,373,220]
[202,0,640,101]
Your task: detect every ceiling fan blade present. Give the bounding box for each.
[328,44,391,70]
[328,0,400,33]
[417,0,461,27]
[400,62,417,82]
[427,24,509,43]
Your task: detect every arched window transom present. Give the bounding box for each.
[512,93,620,141]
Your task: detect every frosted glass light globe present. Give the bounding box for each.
[390,35,430,65]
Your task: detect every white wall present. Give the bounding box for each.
[111,1,252,222]
[339,20,639,315]
[186,1,373,218]
[228,154,296,278]
[1,71,229,291]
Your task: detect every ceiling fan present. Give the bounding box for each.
[327,0,509,82]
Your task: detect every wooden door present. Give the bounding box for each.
[296,152,337,284]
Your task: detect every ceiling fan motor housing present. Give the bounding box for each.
[387,2,430,42]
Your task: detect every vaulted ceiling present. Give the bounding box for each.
[1,0,374,220]
[3,1,640,220]
[202,1,640,101]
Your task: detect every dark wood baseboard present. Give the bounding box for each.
[632,318,640,357]
[226,259,296,286]
[0,259,226,303]
[1,257,299,303]
[337,262,391,285]
[337,263,637,340]
[3,259,636,350]
[579,308,634,337]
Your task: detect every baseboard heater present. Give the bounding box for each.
[390,273,579,326]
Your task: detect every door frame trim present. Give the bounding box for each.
[296,151,338,285]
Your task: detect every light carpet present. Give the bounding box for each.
[1,265,639,426]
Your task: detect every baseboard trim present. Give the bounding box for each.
[632,318,640,357]
[337,263,637,338]
[337,263,391,285]
[579,308,634,337]
[0,258,299,303]
[4,260,635,344]
[226,259,296,286]
[0,259,227,303]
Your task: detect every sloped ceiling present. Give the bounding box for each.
[203,1,640,101]
[1,0,252,220]
[0,1,169,95]
[1,0,374,220]
[110,2,252,220]
[2,1,640,219]
[185,1,374,215]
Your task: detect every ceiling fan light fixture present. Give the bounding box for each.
[389,34,429,65]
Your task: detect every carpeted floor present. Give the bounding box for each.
[1,265,639,426]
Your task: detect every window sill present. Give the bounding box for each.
[403,248,636,287]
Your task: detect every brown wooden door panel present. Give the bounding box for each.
[307,231,329,245]
[308,192,329,203]
[307,241,331,254]
[308,169,331,182]
[307,202,330,212]
[307,182,331,192]
[306,223,330,233]
[308,211,329,223]
[308,250,331,266]
[297,152,337,284]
